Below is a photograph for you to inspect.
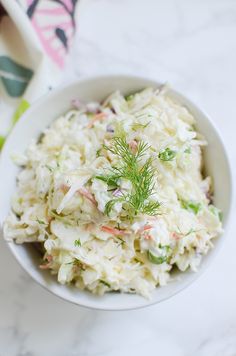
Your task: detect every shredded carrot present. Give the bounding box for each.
[87,112,107,128]
[101,225,129,236]
[171,232,180,240]
[78,188,97,205]
[39,262,51,270]
[39,254,53,269]
[45,255,53,262]
[144,234,153,240]
[60,184,70,194]
[138,224,153,234]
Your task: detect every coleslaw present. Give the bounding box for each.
[4,87,223,298]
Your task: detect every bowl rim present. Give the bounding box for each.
[0,74,233,311]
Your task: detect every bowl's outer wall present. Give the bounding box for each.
[0,76,232,310]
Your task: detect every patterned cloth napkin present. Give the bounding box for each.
[0,0,79,148]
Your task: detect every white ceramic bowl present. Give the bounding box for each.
[0,75,232,310]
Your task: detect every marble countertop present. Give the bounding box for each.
[1,0,236,355]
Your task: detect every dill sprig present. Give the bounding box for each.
[96,137,160,218]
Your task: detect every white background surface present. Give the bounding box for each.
[1,0,236,355]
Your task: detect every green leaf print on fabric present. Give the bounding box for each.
[0,136,5,149]
[12,99,30,124]
[0,56,33,97]
[0,99,30,151]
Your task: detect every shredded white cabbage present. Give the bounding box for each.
[4,88,223,298]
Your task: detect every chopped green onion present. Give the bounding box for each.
[147,250,167,265]
[96,148,102,157]
[132,122,150,131]
[75,259,86,270]
[45,164,53,172]
[116,236,125,246]
[74,239,81,247]
[125,94,134,101]
[99,279,111,288]
[95,174,119,188]
[158,148,176,161]
[209,205,223,222]
[158,244,171,253]
[50,210,71,225]
[180,199,201,214]
[184,147,191,154]
[36,218,46,225]
[219,211,223,222]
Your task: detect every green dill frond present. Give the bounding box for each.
[141,201,161,215]
[135,141,150,160]
[106,137,135,167]
[96,136,161,218]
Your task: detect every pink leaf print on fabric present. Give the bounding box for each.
[26,0,35,6]
[63,0,73,11]
[26,0,78,68]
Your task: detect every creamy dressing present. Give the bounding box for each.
[4,88,222,298]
